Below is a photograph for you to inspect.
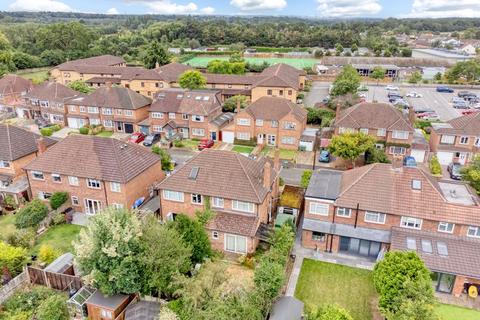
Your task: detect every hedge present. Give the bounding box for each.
[79,126,89,135]
[0,241,28,276]
[429,155,442,176]
[49,192,68,210]
[40,127,53,136]
[14,199,49,229]
[234,138,257,147]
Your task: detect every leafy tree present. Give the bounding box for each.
[14,199,49,229]
[253,259,285,310]
[0,30,10,50]
[300,170,312,189]
[330,65,361,97]
[365,147,390,164]
[0,241,27,276]
[461,155,480,193]
[335,43,344,56]
[170,214,212,264]
[433,72,442,82]
[74,207,145,295]
[142,217,192,297]
[38,245,61,265]
[373,251,435,316]
[40,49,66,66]
[67,80,94,94]
[409,71,423,84]
[207,59,245,74]
[37,295,70,320]
[188,39,201,49]
[12,52,40,69]
[307,305,353,320]
[49,191,68,210]
[179,70,206,90]
[306,108,335,126]
[351,43,358,53]
[328,133,375,168]
[229,53,245,63]
[446,60,480,83]
[142,41,171,69]
[371,67,385,82]
[429,155,442,176]
[223,95,249,112]
[152,145,173,171]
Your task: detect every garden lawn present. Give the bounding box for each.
[96,131,113,137]
[31,224,83,255]
[0,214,17,241]
[184,56,320,69]
[232,145,254,154]
[295,259,376,320]
[16,68,50,83]
[436,303,480,320]
[177,139,200,150]
[262,147,297,160]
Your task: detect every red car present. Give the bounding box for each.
[198,138,214,150]
[129,132,146,144]
[462,109,479,116]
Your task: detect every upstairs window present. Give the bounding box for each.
[191,193,203,204]
[232,200,254,213]
[336,207,352,218]
[87,179,101,189]
[467,226,480,238]
[0,160,10,168]
[392,130,409,140]
[400,216,422,230]
[377,128,386,137]
[364,211,386,224]
[51,174,62,183]
[32,171,44,180]
[440,135,455,144]
[237,118,250,126]
[438,222,454,233]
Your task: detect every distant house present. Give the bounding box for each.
[0,74,33,114]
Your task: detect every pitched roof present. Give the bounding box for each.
[333,163,480,226]
[205,73,258,85]
[24,135,160,184]
[391,227,480,278]
[134,63,192,82]
[255,63,304,90]
[156,149,276,203]
[150,88,222,116]
[0,74,32,96]
[56,55,125,70]
[0,124,56,161]
[24,81,80,103]
[66,86,152,110]
[205,211,259,237]
[433,113,480,136]
[334,102,414,132]
[245,96,307,122]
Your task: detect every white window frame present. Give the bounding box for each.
[364,211,386,224]
[392,130,409,140]
[232,200,255,213]
[168,113,176,119]
[309,202,329,216]
[440,135,455,144]
[87,106,99,114]
[281,136,295,145]
[339,127,355,134]
[377,128,386,137]
[467,226,480,238]
[237,118,250,126]
[110,182,121,193]
[225,234,247,254]
[124,110,133,117]
[68,176,79,186]
[182,114,189,120]
[459,136,469,145]
[191,128,205,137]
[32,171,44,180]
[163,190,184,202]
[152,112,164,119]
[283,121,296,130]
[51,174,62,183]
[153,125,163,133]
[191,193,203,205]
[192,115,204,122]
[212,197,224,208]
[71,196,79,206]
[0,160,11,168]
[255,119,264,126]
[359,128,369,135]
[389,146,406,155]
[103,120,114,128]
[212,231,219,240]
[236,132,250,140]
[400,216,422,230]
[438,222,454,234]
[271,120,278,128]
[87,178,101,189]
[336,207,352,218]
[102,108,112,115]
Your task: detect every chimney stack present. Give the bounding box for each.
[236,98,241,113]
[155,61,160,69]
[335,103,341,122]
[408,105,416,125]
[274,149,280,172]
[36,137,47,154]
[263,161,272,189]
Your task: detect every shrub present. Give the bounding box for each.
[37,295,70,320]
[40,127,53,137]
[429,155,442,176]
[6,228,36,248]
[49,192,68,210]
[308,305,354,320]
[14,199,49,229]
[300,170,312,189]
[174,140,185,148]
[38,245,61,265]
[2,194,17,209]
[0,241,28,276]
[2,286,58,315]
[171,214,212,264]
[79,126,89,135]
[51,212,65,225]
[50,124,61,132]
[234,137,257,147]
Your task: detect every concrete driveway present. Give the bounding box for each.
[168,148,197,166]
[304,82,330,107]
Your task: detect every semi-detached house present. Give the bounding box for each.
[156,149,280,254]
[24,135,164,215]
[0,74,33,114]
[302,163,480,297]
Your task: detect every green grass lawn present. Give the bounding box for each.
[96,131,114,137]
[232,145,254,154]
[184,56,319,69]
[0,214,17,241]
[31,224,83,255]
[436,303,480,320]
[295,259,377,320]
[261,147,297,160]
[16,68,50,84]
[176,139,201,150]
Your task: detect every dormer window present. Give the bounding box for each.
[411,179,422,190]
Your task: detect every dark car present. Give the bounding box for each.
[198,138,214,151]
[388,92,403,98]
[143,133,160,146]
[447,162,463,180]
[319,150,331,163]
[128,132,146,144]
[436,86,454,93]
[458,91,475,98]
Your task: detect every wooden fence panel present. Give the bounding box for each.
[26,266,83,292]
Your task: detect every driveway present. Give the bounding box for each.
[168,148,197,166]
[304,82,330,107]
[280,168,306,186]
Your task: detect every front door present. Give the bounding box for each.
[85,199,101,215]
[180,128,189,139]
[116,122,123,132]
[258,133,264,144]
[211,131,217,141]
[267,134,276,146]
[124,123,134,134]
[458,152,467,165]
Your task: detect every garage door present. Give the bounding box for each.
[410,149,425,163]
[222,131,234,144]
[437,151,453,165]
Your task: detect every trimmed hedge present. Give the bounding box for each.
[234,137,257,147]
[79,126,89,135]
[50,192,68,210]
[14,199,49,229]
[40,128,53,136]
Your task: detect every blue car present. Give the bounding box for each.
[436,86,454,93]
[403,156,417,167]
[319,150,331,163]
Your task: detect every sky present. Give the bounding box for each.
[1,0,480,18]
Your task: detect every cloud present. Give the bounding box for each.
[125,0,197,14]
[9,0,73,12]
[200,6,215,14]
[106,7,119,14]
[404,0,480,18]
[316,0,381,17]
[230,0,287,11]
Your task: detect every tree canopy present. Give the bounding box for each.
[330,65,361,97]
[461,155,480,194]
[223,95,249,112]
[179,70,206,90]
[328,132,375,167]
[142,41,172,69]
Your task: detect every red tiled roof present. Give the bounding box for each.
[150,88,222,116]
[24,81,80,103]
[56,55,125,70]
[434,113,480,136]
[0,74,32,96]
[0,124,56,161]
[245,96,307,122]
[66,86,151,110]
[206,211,259,237]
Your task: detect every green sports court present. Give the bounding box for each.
[184,56,320,69]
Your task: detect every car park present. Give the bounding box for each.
[198,138,214,150]
[453,100,469,109]
[458,91,475,98]
[436,86,454,93]
[461,109,479,115]
[129,132,146,144]
[406,91,423,98]
[393,100,409,108]
[143,133,160,147]
[447,162,463,180]
[385,85,399,91]
[417,112,439,121]
[413,106,435,114]
[319,150,331,163]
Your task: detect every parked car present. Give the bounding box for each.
[458,91,475,98]
[452,97,465,103]
[406,91,423,98]
[388,92,403,98]
[358,85,369,92]
[447,162,463,180]
[393,99,409,108]
[417,112,439,121]
[129,132,146,144]
[414,106,434,114]
[198,138,214,150]
[462,109,479,116]
[143,133,160,146]
[319,150,331,163]
[436,86,454,93]
[403,156,417,167]
[453,101,469,109]
[358,93,367,98]
[386,85,399,91]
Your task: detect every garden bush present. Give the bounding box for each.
[40,127,53,137]
[174,140,185,148]
[79,126,89,135]
[51,212,66,225]
[37,295,70,320]
[429,155,442,176]
[38,244,61,265]
[6,228,36,248]
[50,124,61,132]
[0,241,28,276]
[49,191,68,210]
[1,286,61,318]
[14,199,49,229]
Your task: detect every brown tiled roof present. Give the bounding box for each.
[255,63,304,90]
[391,227,480,278]
[24,135,160,183]
[434,113,480,136]
[246,96,307,122]
[206,211,259,237]
[24,81,80,103]
[0,124,56,161]
[56,55,125,70]
[85,77,121,84]
[134,63,192,82]
[334,102,414,132]
[205,73,258,85]
[66,86,151,110]
[0,74,32,96]
[150,88,222,116]
[335,163,480,226]
[59,65,144,80]
[156,149,276,203]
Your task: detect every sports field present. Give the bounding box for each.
[184,56,319,69]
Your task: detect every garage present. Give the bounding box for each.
[410,149,426,163]
[437,151,454,165]
[222,131,234,144]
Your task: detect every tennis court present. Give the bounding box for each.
[184,56,319,69]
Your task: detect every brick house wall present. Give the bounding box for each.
[430,130,478,163]
[123,80,171,98]
[251,87,297,103]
